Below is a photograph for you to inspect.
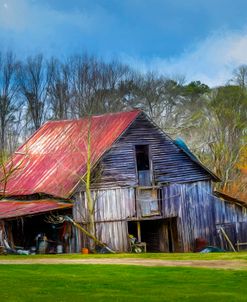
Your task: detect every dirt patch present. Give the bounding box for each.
[0,258,246,269]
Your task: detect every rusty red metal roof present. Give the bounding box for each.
[0,200,72,219]
[0,110,141,198]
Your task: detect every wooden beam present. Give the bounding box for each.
[137,221,141,242]
[219,227,237,252]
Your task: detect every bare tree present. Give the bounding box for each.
[91,60,131,113]
[68,54,98,117]
[47,58,72,119]
[179,85,247,189]
[120,73,183,129]
[18,54,52,130]
[0,51,19,152]
[68,54,132,117]
[232,65,247,88]
[0,149,28,199]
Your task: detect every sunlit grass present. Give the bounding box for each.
[1,264,247,302]
[1,252,247,261]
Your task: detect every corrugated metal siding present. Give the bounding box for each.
[95,114,212,188]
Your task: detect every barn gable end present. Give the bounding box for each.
[91,113,216,189]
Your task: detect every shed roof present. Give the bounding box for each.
[0,110,140,198]
[0,200,72,220]
[214,191,247,207]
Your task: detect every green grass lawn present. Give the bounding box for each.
[2,251,247,261]
[0,264,247,302]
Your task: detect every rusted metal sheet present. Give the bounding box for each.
[0,110,140,198]
[0,200,72,219]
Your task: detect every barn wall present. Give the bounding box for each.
[92,114,212,188]
[162,181,215,251]
[213,197,247,250]
[73,182,216,252]
[73,187,135,251]
[73,181,247,252]
[162,181,247,251]
[71,113,218,252]
[214,197,247,224]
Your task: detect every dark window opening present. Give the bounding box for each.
[135,145,150,171]
[135,145,152,186]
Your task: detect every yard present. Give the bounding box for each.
[1,253,247,301]
[2,251,247,261]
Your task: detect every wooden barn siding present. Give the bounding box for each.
[162,181,214,251]
[73,187,135,251]
[213,197,247,224]
[73,182,216,252]
[162,181,247,251]
[212,196,247,250]
[73,188,136,222]
[96,221,129,251]
[92,114,211,188]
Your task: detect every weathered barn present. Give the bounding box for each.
[1,110,247,253]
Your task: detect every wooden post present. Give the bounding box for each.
[137,221,141,242]
[219,227,237,252]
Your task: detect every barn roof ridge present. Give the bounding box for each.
[43,109,142,124]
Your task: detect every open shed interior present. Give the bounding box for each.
[4,210,74,254]
[128,217,180,252]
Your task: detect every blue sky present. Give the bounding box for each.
[1,0,247,86]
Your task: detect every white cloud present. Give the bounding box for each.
[1,0,247,87]
[0,0,114,56]
[122,29,247,87]
[0,0,110,33]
